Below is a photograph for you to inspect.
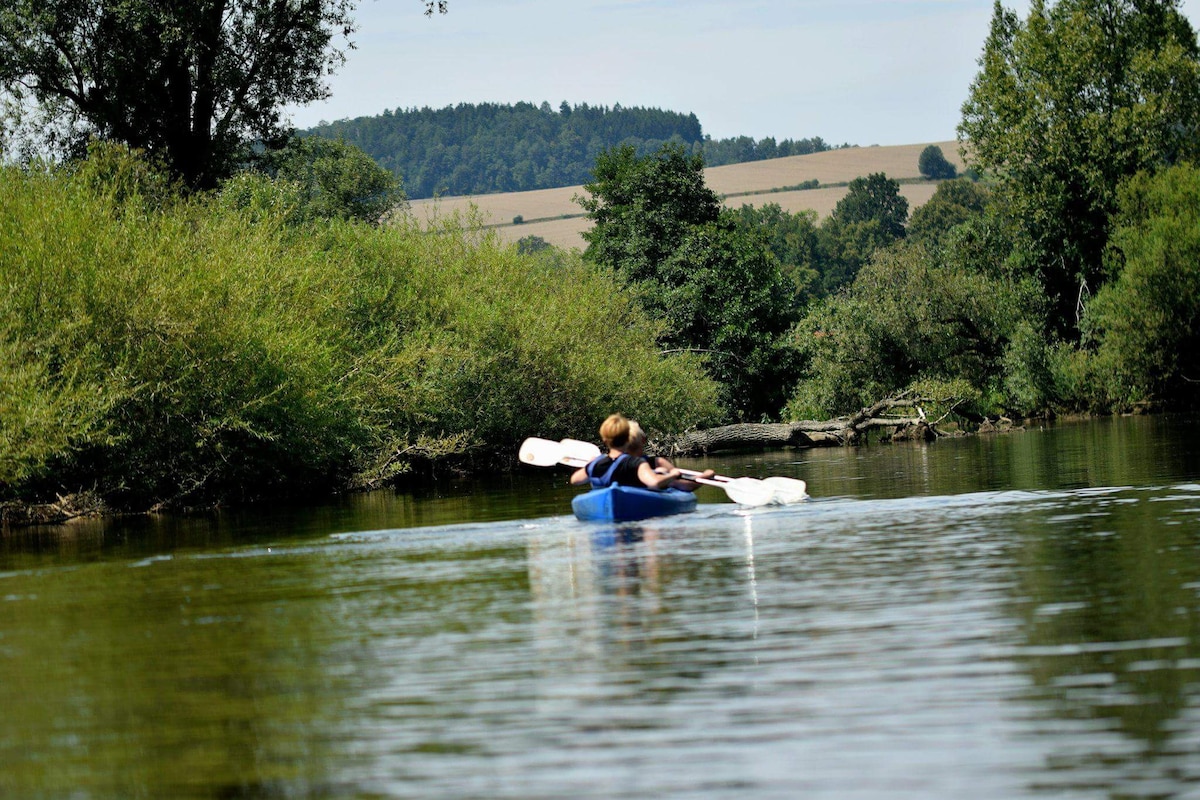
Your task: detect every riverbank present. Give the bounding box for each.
[0,156,720,522]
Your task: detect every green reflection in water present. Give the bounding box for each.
[1013,487,1200,754]
[3,416,1200,798]
[1,551,353,798]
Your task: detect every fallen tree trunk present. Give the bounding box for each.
[657,393,944,456]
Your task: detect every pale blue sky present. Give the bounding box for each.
[285,0,1200,146]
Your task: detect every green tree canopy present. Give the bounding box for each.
[270,137,405,225]
[816,172,908,293]
[787,241,1041,419]
[729,203,821,309]
[579,142,720,283]
[832,172,909,238]
[918,145,958,180]
[959,0,1200,335]
[0,0,433,188]
[908,178,990,247]
[578,143,799,419]
[648,217,799,418]
[1080,163,1200,408]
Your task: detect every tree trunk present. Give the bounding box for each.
[657,393,941,456]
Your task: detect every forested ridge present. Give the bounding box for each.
[302,101,836,198]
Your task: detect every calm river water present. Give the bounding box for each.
[4,416,1200,799]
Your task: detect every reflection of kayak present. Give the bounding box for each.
[571,485,698,522]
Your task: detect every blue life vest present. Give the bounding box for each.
[586,454,629,488]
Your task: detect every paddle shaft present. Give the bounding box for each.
[519,437,796,505]
[556,453,758,496]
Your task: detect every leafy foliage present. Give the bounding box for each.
[268,136,406,225]
[728,203,821,308]
[649,220,800,417]
[918,145,958,180]
[908,179,990,248]
[579,143,720,283]
[959,0,1200,335]
[1078,163,1200,408]
[0,148,720,508]
[786,242,1043,420]
[0,0,433,188]
[816,172,908,293]
[579,143,798,419]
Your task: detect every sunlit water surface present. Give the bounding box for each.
[4,416,1200,799]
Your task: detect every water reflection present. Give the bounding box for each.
[1008,484,1200,794]
[4,417,1200,798]
[0,547,357,799]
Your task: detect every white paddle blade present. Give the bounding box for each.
[518,438,567,467]
[722,477,775,507]
[559,438,602,461]
[764,476,808,504]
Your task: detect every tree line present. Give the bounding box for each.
[302,101,837,199]
[569,0,1200,425]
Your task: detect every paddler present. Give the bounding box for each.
[569,413,714,491]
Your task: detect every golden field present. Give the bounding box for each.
[408,140,966,250]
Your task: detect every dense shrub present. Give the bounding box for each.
[0,154,720,508]
[785,241,1041,419]
[1078,163,1200,409]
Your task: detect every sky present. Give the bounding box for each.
[285,0,1200,147]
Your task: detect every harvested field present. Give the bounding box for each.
[504,216,593,250]
[411,185,581,226]
[724,182,942,222]
[407,139,966,251]
[707,140,963,196]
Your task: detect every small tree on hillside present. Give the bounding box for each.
[918,145,958,180]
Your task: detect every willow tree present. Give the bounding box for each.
[959,0,1200,334]
[0,0,442,188]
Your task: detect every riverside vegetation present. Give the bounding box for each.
[0,145,721,516]
[3,0,1200,517]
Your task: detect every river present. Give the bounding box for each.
[3,415,1200,799]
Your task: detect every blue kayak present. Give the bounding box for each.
[571,485,698,522]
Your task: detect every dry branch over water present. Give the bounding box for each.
[657,392,999,456]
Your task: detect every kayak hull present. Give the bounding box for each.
[571,485,697,522]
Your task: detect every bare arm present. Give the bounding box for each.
[638,461,681,490]
[651,456,714,491]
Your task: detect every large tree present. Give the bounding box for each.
[816,172,908,293]
[959,0,1200,334]
[579,143,798,419]
[0,1,441,188]
[579,142,721,283]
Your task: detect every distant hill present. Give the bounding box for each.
[301,101,836,199]
[409,140,968,251]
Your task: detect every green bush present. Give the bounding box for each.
[785,241,1040,419]
[0,151,720,508]
[1078,163,1200,409]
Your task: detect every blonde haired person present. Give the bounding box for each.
[570,413,713,491]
